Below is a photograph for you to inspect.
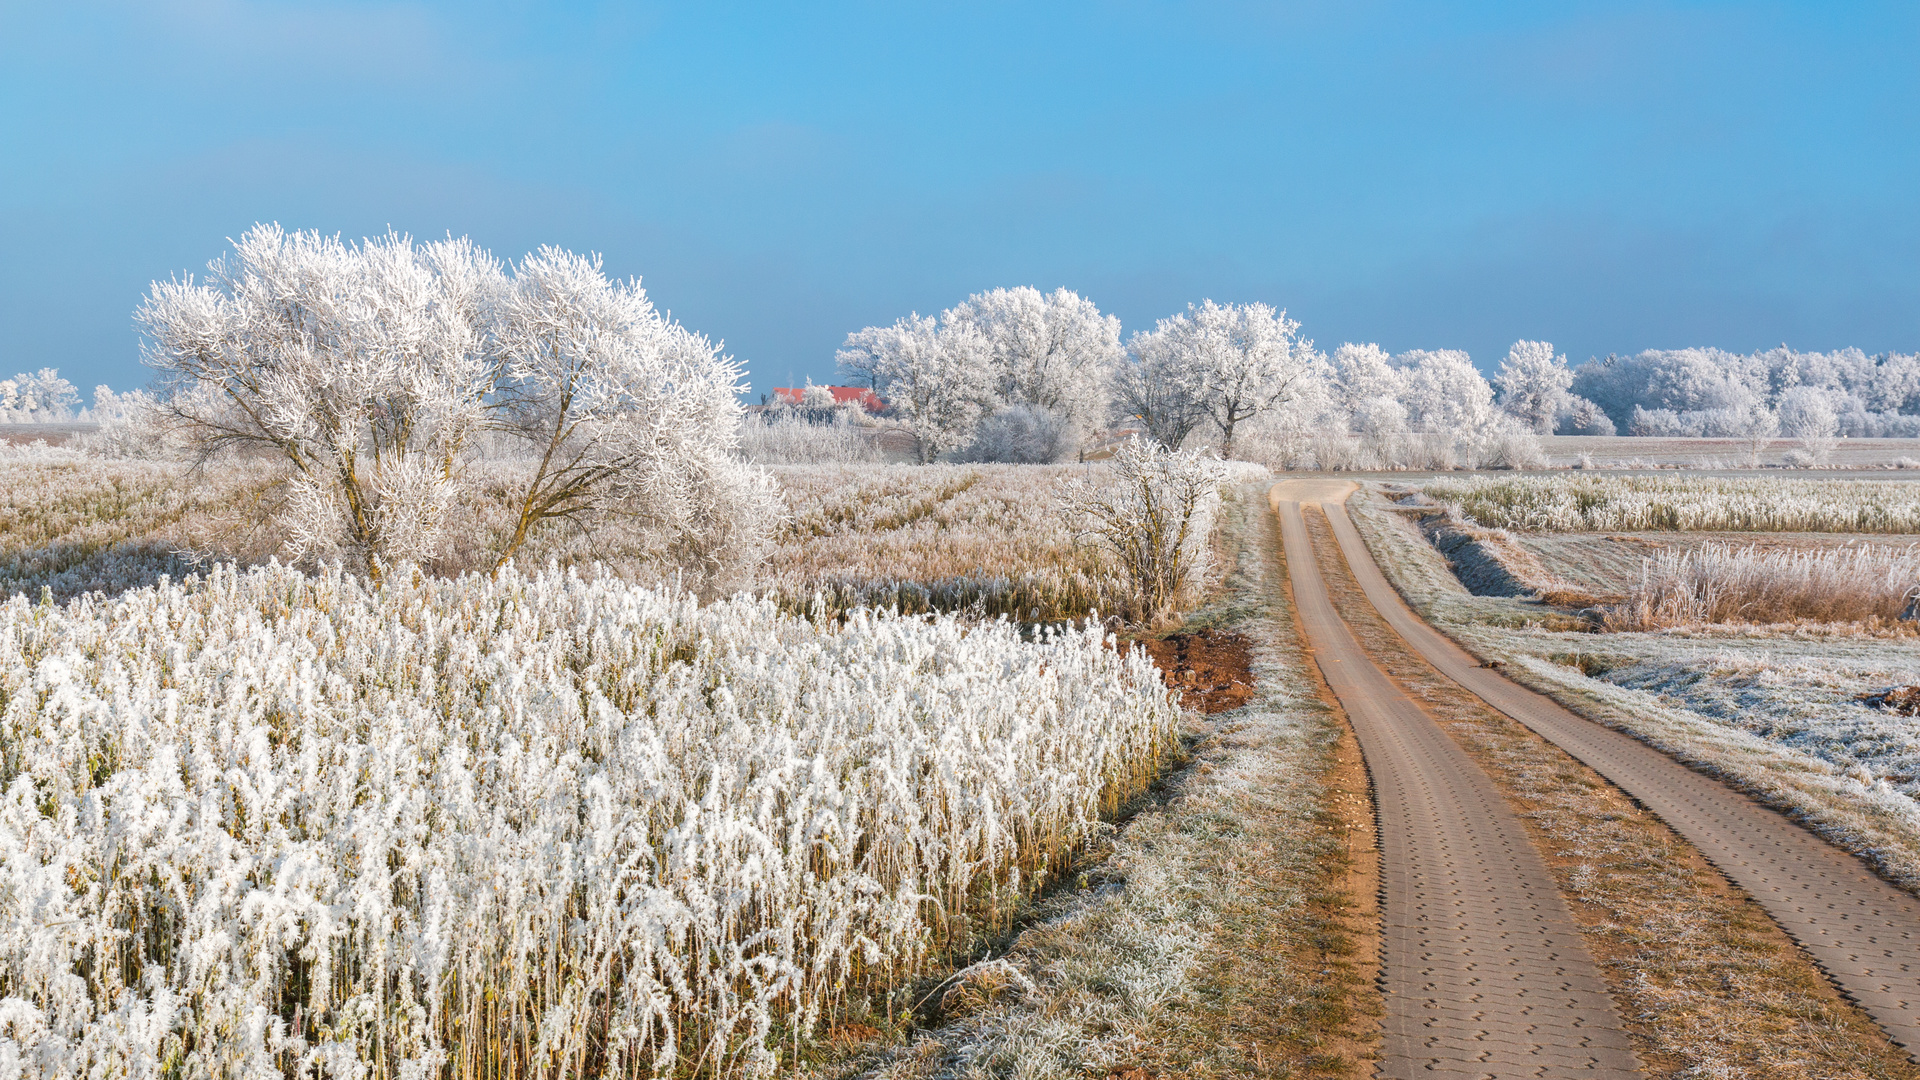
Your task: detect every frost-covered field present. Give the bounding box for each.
[0,460,1166,614]
[0,458,1238,1077]
[0,560,1176,1077]
[1422,473,1920,533]
[1349,483,1920,891]
[764,463,1243,623]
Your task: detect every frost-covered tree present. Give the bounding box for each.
[1329,343,1403,423]
[1494,340,1573,434]
[837,314,989,463]
[139,226,503,573]
[1115,324,1208,449]
[490,246,773,587]
[1732,402,1778,466]
[0,368,80,421]
[1777,385,1840,464]
[140,226,769,586]
[943,286,1121,443]
[1557,396,1617,436]
[1396,350,1497,433]
[1150,300,1319,457]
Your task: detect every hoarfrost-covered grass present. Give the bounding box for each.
[1347,484,1920,893]
[1422,473,1920,533]
[0,561,1178,1077]
[1605,541,1920,629]
[764,463,1259,624]
[0,461,1241,624]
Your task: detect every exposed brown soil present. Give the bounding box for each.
[1861,685,1920,715]
[1136,628,1256,713]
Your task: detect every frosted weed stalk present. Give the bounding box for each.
[0,562,1177,1078]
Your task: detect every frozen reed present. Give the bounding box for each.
[1606,541,1920,629]
[0,561,1176,1077]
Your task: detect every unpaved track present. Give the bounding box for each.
[1273,481,1642,1078]
[1299,479,1920,1058]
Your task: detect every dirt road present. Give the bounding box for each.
[1273,480,1642,1078]
[1274,478,1920,1065]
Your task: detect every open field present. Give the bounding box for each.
[1540,435,1920,469]
[0,460,1230,621]
[0,457,1297,1078]
[1420,472,1920,532]
[1349,478,1920,894]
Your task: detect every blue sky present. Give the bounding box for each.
[3,1,1916,396]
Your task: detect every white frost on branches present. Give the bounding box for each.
[136,225,767,586]
[0,369,79,423]
[1062,438,1225,619]
[944,286,1121,449]
[1494,340,1573,435]
[837,313,990,463]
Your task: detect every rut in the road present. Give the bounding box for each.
[1275,490,1643,1079]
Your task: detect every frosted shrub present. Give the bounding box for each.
[1606,541,1920,628]
[0,562,1177,1077]
[138,228,771,590]
[957,404,1070,464]
[1063,439,1224,619]
[737,411,883,465]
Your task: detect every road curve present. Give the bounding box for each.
[1273,480,1643,1078]
[1307,480,1920,1057]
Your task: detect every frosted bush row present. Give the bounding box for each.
[1422,474,1920,534]
[0,562,1177,1078]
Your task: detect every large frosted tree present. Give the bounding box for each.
[138,225,769,585]
[489,246,772,583]
[837,313,990,463]
[139,226,503,571]
[1493,340,1573,434]
[1148,300,1318,457]
[1115,324,1208,450]
[943,286,1121,441]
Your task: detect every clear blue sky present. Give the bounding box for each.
[3,1,1916,396]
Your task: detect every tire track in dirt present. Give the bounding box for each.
[1315,480,1920,1058]
[1273,481,1643,1078]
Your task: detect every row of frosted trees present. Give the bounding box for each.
[832,289,1920,467]
[834,289,1555,468]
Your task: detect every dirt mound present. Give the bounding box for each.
[1859,685,1920,715]
[1136,628,1255,713]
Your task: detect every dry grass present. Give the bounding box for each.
[1605,541,1920,629]
[0,461,1158,620]
[1303,504,1920,1080]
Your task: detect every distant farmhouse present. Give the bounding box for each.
[768,386,886,412]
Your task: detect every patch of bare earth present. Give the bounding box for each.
[1135,628,1257,714]
[1303,504,1920,1080]
[844,479,1380,1080]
